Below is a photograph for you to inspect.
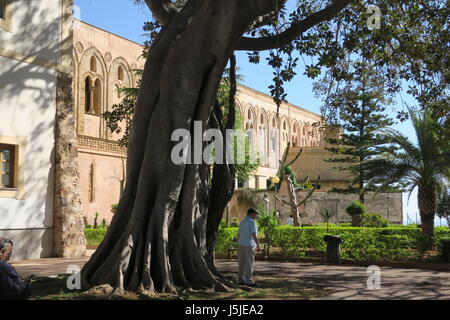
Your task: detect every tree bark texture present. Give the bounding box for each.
[418,184,436,238]
[285,176,301,226]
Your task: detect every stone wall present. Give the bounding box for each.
[226,189,403,225]
[53,73,86,258]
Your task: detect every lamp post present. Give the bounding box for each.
[263,193,270,215]
[386,196,391,221]
[271,176,280,214]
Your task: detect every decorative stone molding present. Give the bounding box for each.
[78,135,127,155]
[105,52,112,62]
[75,42,84,54]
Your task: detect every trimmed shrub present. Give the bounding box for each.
[85,228,107,247]
[362,213,390,228]
[346,201,368,215]
[216,226,450,262]
[216,227,238,253]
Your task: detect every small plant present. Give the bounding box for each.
[93,212,99,229]
[257,206,280,257]
[111,204,118,215]
[319,208,336,233]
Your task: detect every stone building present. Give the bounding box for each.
[0,0,85,260]
[235,85,323,190]
[71,22,324,225]
[72,21,144,225]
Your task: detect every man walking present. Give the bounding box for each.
[0,239,32,300]
[237,208,260,287]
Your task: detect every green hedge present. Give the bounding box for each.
[85,228,107,247]
[85,226,450,262]
[216,226,450,261]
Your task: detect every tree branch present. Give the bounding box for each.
[237,0,352,51]
[143,0,179,26]
[274,175,320,208]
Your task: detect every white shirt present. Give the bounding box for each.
[238,216,258,247]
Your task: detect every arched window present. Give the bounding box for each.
[247,109,252,120]
[85,76,92,113]
[260,113,264,124]
[93,79,102,114]
[272,118,276,127]
[118,66,124,81]
[283,121,287,130]
[90,56,97,73]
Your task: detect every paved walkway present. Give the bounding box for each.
[11,255,450,300]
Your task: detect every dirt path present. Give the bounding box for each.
[12,257,450,300]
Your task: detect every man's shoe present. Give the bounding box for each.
[247,282,258,288]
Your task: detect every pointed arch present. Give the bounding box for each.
[93,78,102,114]
[84,76,92,113]
[90,56,97,73]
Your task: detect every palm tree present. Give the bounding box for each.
[365,109,450,239]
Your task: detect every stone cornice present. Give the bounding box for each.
[77,135,127,155]
[237,83,322,120]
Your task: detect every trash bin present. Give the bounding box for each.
[323,235,343,264]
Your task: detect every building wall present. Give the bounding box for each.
[0,0,72,260]
[226,189,403,225]
[71,22,326,223]
[236,85,323,187]
[285,146,355,192]
[78,145,126,225]
[73,21,143,223]
[0,0,64,67]
[73,21,144,139]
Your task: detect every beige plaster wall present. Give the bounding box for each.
[73,22,142,223]
[236,84,323,186]
[0,0,74,260]
[78,149,126,225]
[285,146,354,191]
[73,21,144,140]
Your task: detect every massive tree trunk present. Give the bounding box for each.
[81,0,274,294]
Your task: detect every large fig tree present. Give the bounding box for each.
[81,0,369,294]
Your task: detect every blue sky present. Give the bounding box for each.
[74,0,446,226]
